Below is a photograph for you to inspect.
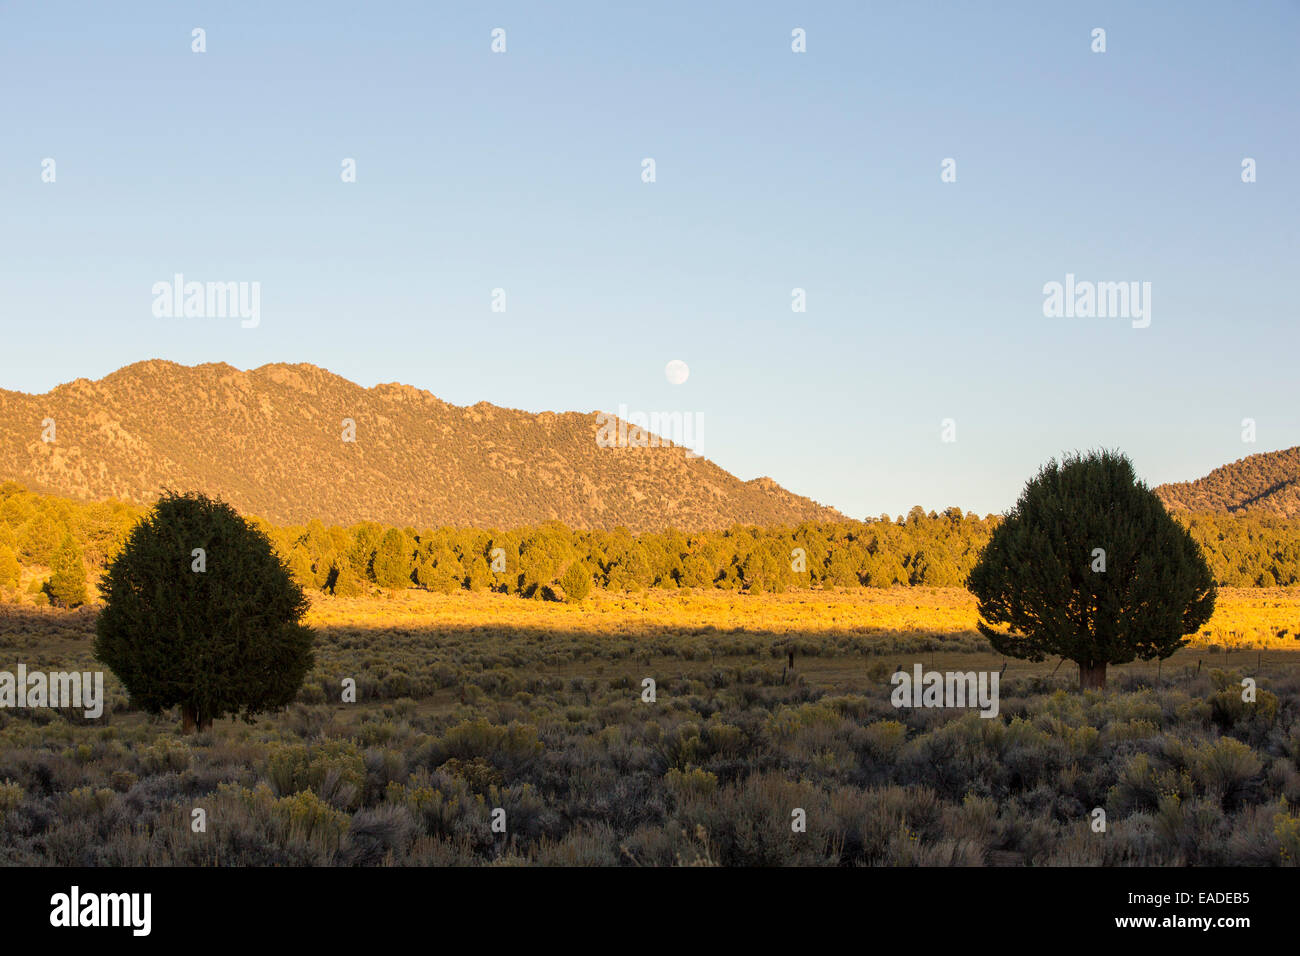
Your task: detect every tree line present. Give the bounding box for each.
[1,481,1297,605]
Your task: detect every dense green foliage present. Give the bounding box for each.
[45,534,88,608]
[242,508,1300,599]
[93,492,315,732]
[0,480,1298,602]
[968,451,1217,688]
[0,543,21,589]
[372,528,414,589]
[560,561,593,602]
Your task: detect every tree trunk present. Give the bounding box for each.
[1079,662,1107,690]
[181,704,196,734]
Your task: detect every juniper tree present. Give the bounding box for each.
[347,522,384,578]
[0,544,20,590]
[417,547,463,594]
[518,527,573,597]
[680,551,716,589]
[19,512,61,565]
[560,560,593,602]
[740,544,791,593]
[464,554,492,591]
[607,543,655,592]
[372,528,414,589]
[966,450,1216,690]
[94,492,314,733]
[285,546,316,591]
[329,558,365,597]
[46,534,87,608]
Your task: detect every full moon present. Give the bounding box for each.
[665,359,690,385]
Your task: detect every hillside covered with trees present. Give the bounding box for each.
[1156,446,1300,518]
[2,482,1298,606]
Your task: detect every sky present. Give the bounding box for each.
[1,1,1296,519]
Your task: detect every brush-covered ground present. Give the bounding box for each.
[1,587,1298,866]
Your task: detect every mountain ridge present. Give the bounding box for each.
[0,360,844,532]
[1155,446,1300,518]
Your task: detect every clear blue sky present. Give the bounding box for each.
[2,1,1296,518]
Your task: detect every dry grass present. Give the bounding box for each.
[304,584,1300,649]
[1,586,1298,866]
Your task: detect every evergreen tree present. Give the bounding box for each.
[967,450,1216,690]
[824,548,863,588]
[0,541,18,587]
[314,548,339,589]
[560,560,593,602]
[0,543,20,589]
[861,549,905,587]
[46,534,87,608]
[329,557,365,597]
[19,512,62,565]
[417,547,463,594]
[464,554,492,591]
[608,543,654,592]
[518,529,571,597]
[372,528,414,589]
[740,544,791,593]
[94,492,315,733]
[680,551,716,589]
[347,522,384,579]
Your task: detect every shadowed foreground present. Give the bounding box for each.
[0,589,1297,865]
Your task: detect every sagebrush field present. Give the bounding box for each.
[1,587,1297,866]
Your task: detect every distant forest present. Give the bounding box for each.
[1,481,1298,605]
